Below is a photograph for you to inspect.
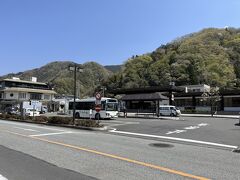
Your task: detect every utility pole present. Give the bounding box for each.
[101,86,106,97]
[69,63,83,125]
[73,64,77,125]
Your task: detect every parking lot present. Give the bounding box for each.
[103,116,240,149]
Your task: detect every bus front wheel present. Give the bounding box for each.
[75,112,80,119]
[95,113,101,120]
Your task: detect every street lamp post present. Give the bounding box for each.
[101,86,106,97]
[69,63,83,125]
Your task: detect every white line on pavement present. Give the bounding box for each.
[29,131,73,137]
[103,122,140,127]
[109,129,238,149]
[13,127,40,132]
[166,123,209,134]
[0,120,64,132]
[184,126,200,130]
[0,174,8,180]
[106,120,139,124]
[198,123,208,126]
[166,130,187,135]
[102,123,128,127]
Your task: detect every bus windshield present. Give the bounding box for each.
[106,103,118,111]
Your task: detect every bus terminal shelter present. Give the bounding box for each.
[110,85,240,114]
[122,92,168,115]
[110,86,184,116]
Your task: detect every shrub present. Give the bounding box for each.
[75,119,102,127]
[34,116,48,123]
[0,113,103,128]
[25,116,33,121]
[0,114,21,120]
[11,114,22,120]
[47,116,72,124]
[5,114,12,119]
[0,114,7,119]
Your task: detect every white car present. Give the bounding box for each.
[25,108,40,117]
[159,105,181,117]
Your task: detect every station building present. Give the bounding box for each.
[111,85,183,115]
[110,84,240,114]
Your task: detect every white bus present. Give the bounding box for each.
[69,97,119,119]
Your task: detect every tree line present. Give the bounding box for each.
[104,28,240,92]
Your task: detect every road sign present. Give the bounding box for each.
[95,104,101,112]
[95,99,101,105]
[95,92,101,100]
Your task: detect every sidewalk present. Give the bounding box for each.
[119,112,240,119]
[181,113,240,119]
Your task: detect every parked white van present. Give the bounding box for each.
[159,105,181,116]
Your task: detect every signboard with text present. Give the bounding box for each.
[95,92,101,100]
[95,104,101,112]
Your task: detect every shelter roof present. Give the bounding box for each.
[121,92,168,101]
[110,86,184,95]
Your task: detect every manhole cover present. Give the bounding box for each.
[149,143,174,148]
[232,148,240,153]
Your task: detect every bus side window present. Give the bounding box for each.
[75,102,81,110]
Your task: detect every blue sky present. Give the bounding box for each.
[0,0,239,75]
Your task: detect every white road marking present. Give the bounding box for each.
[106,120,139,124]
[184,126,200,130]
[166,123,209,134]
[103,121,140,128]
[198,123,208,126]
[0,120,63,132]
[103,123,128,127]
[166,130,187,135]
[13,127,40,132]
[29,131,73,137]
[0,174,8,180]
[109,129,238,149]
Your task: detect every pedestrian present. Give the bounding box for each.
[123,106,127,118]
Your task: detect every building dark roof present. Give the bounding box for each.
[110,86,240,99]
[121,92,168,101]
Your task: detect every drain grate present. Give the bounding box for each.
[149,143,174,148]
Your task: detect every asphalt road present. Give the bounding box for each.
[102,116,240,148]
[0,119,240,180]
[0,145,97,180]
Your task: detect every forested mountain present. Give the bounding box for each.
[104,65,123,73]
[2,28,240,97]
[105,28,240,91]
[1,61,112,97]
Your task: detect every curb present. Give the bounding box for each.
[118,115,182,120]
[181,114,240,119]
[119,114,240,120]
[0,118,107,131]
